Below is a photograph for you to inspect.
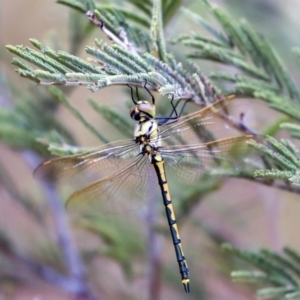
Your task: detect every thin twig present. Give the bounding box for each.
[21,150,97,300]
[240,175,300,194]
[86,11,139,55]
[0,71,97,299]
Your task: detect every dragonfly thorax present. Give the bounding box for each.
[134,118,159,142]
[129,101,155,122]
[134,117,161,161]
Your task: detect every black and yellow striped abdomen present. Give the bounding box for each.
[151,154,190,292]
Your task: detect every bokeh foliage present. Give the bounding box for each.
[2,0,300,299]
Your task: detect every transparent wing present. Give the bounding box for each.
[158,96,243,147]
[66,155,158,214]
[34,139,138,191]
[162,136,252,185]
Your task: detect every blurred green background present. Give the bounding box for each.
[1,1,300,299]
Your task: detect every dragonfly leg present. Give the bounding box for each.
[127,84,138,104]
[151,154,190,293]
[143,80,155,106]
[157,97,192,126]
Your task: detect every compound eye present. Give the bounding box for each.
[131,111,140,121]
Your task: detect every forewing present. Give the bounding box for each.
[34,139,138,191]
[66,155,158,214]
[159,97,243,147]
[162,136,252,185]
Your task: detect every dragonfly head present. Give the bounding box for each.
[130,101,155,122]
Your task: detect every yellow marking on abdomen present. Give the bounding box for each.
[151,154,190,292]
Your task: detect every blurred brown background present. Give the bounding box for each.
[1,1,300,300]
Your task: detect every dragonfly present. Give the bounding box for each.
[34,90,253,293]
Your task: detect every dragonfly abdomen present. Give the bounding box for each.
[151,154,190,293]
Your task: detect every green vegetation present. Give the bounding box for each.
[2,0,300,299]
